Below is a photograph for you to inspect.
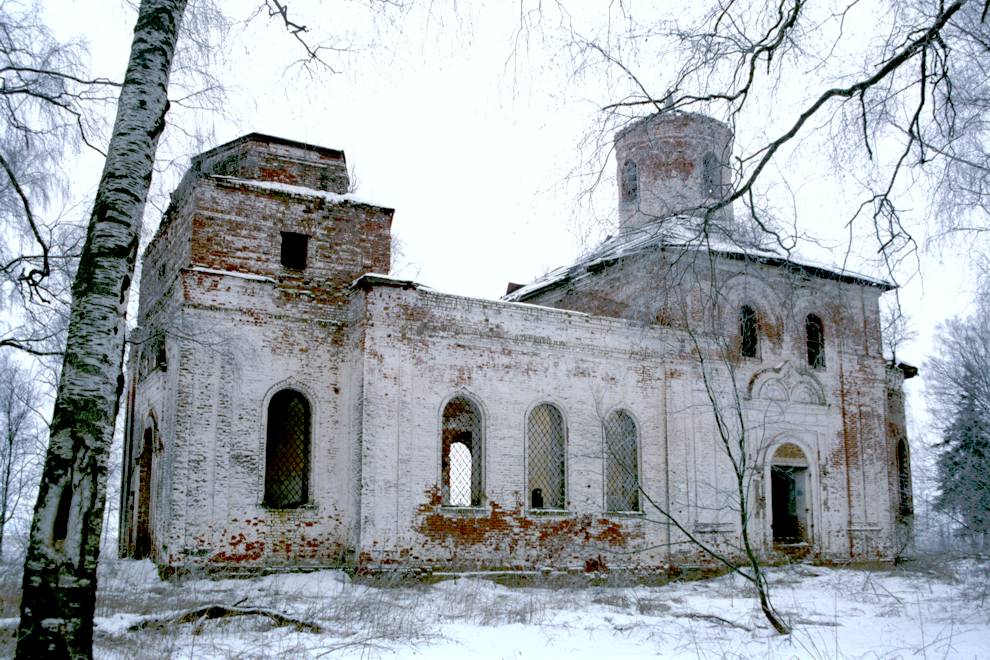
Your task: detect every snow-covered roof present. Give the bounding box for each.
[211,176,392,210]
[502,216,893,302]
[350,273,428,291]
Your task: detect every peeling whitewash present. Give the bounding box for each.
[120,116,913,576]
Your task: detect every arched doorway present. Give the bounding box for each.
[770,443,811,545]
[134,417,155,559]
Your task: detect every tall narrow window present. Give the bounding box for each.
[441,396,483,506]
[897,439,912,517]
[528,403,566,510]
[701,151,721,196]
[740,305,758,358]
[280,231,309,270]
[806,314,825,368]
[621,159,639,204]
[264,389,310,508]
[134,419,155,558]
[604,410,640,512]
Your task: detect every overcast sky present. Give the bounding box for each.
[41,0,983,428]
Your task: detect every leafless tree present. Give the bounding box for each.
[503,2,977,630]
[15,2,188,654]
[11,0,394,655]
[0,353,44,558]
[656,245,793,635]
[563,220,838,635]
[515,0,990,276]
[0,0,114,360]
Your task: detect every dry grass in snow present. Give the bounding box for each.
[0,557,986,658]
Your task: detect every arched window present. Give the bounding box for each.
[806,314,825,368]
[897,439,912,517]
[264,389,311,509]
[441,396,483,506]
[621,159,639,204]
[528,403,566,510]
[740,305,758,358]
[604,410,639,512]
[701,151,721,196]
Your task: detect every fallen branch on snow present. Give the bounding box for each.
[129,604,323,633]
[669,611,753,631]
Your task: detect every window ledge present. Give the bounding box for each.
[261,503,316,512]
[605,510,644,518]
[438,505,488,517]
[527,508,571,517]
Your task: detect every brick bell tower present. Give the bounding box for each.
[120,133,394,566]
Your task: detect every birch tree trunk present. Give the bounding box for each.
[16,2,187,657]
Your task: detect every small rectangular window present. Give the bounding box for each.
[280,231,309,270]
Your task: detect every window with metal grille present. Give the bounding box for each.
[264,389,310,508]
[441,396,482,506]
[280,231,309,270]
[740,305,758,358]
[604,410,639,512]
[806,314,825,368]
[527,403,566,510]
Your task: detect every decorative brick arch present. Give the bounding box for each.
[746,361,826,406]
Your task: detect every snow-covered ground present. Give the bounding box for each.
[1,557,987,658]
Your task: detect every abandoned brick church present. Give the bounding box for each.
[119,112,915,573]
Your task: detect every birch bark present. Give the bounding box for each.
[15,2,187,657]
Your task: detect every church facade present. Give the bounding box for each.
[119,112,914,573]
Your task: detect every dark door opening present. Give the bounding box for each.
[771,466,803,543]
[134,426,153,559]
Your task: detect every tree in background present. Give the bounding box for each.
[928,301,990,549]
[0,354,44,557]
[0,0,110,360]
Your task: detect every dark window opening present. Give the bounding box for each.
[528,404,566,510]
[897,439,913,517]
[441,396,483,507]
[806,314,826,368]
[280,231,309,270]
[701,151,721,196]
[621,159,639,204]
[740,305,758,358]
[264,389,311,508]
[153,335,167,372]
